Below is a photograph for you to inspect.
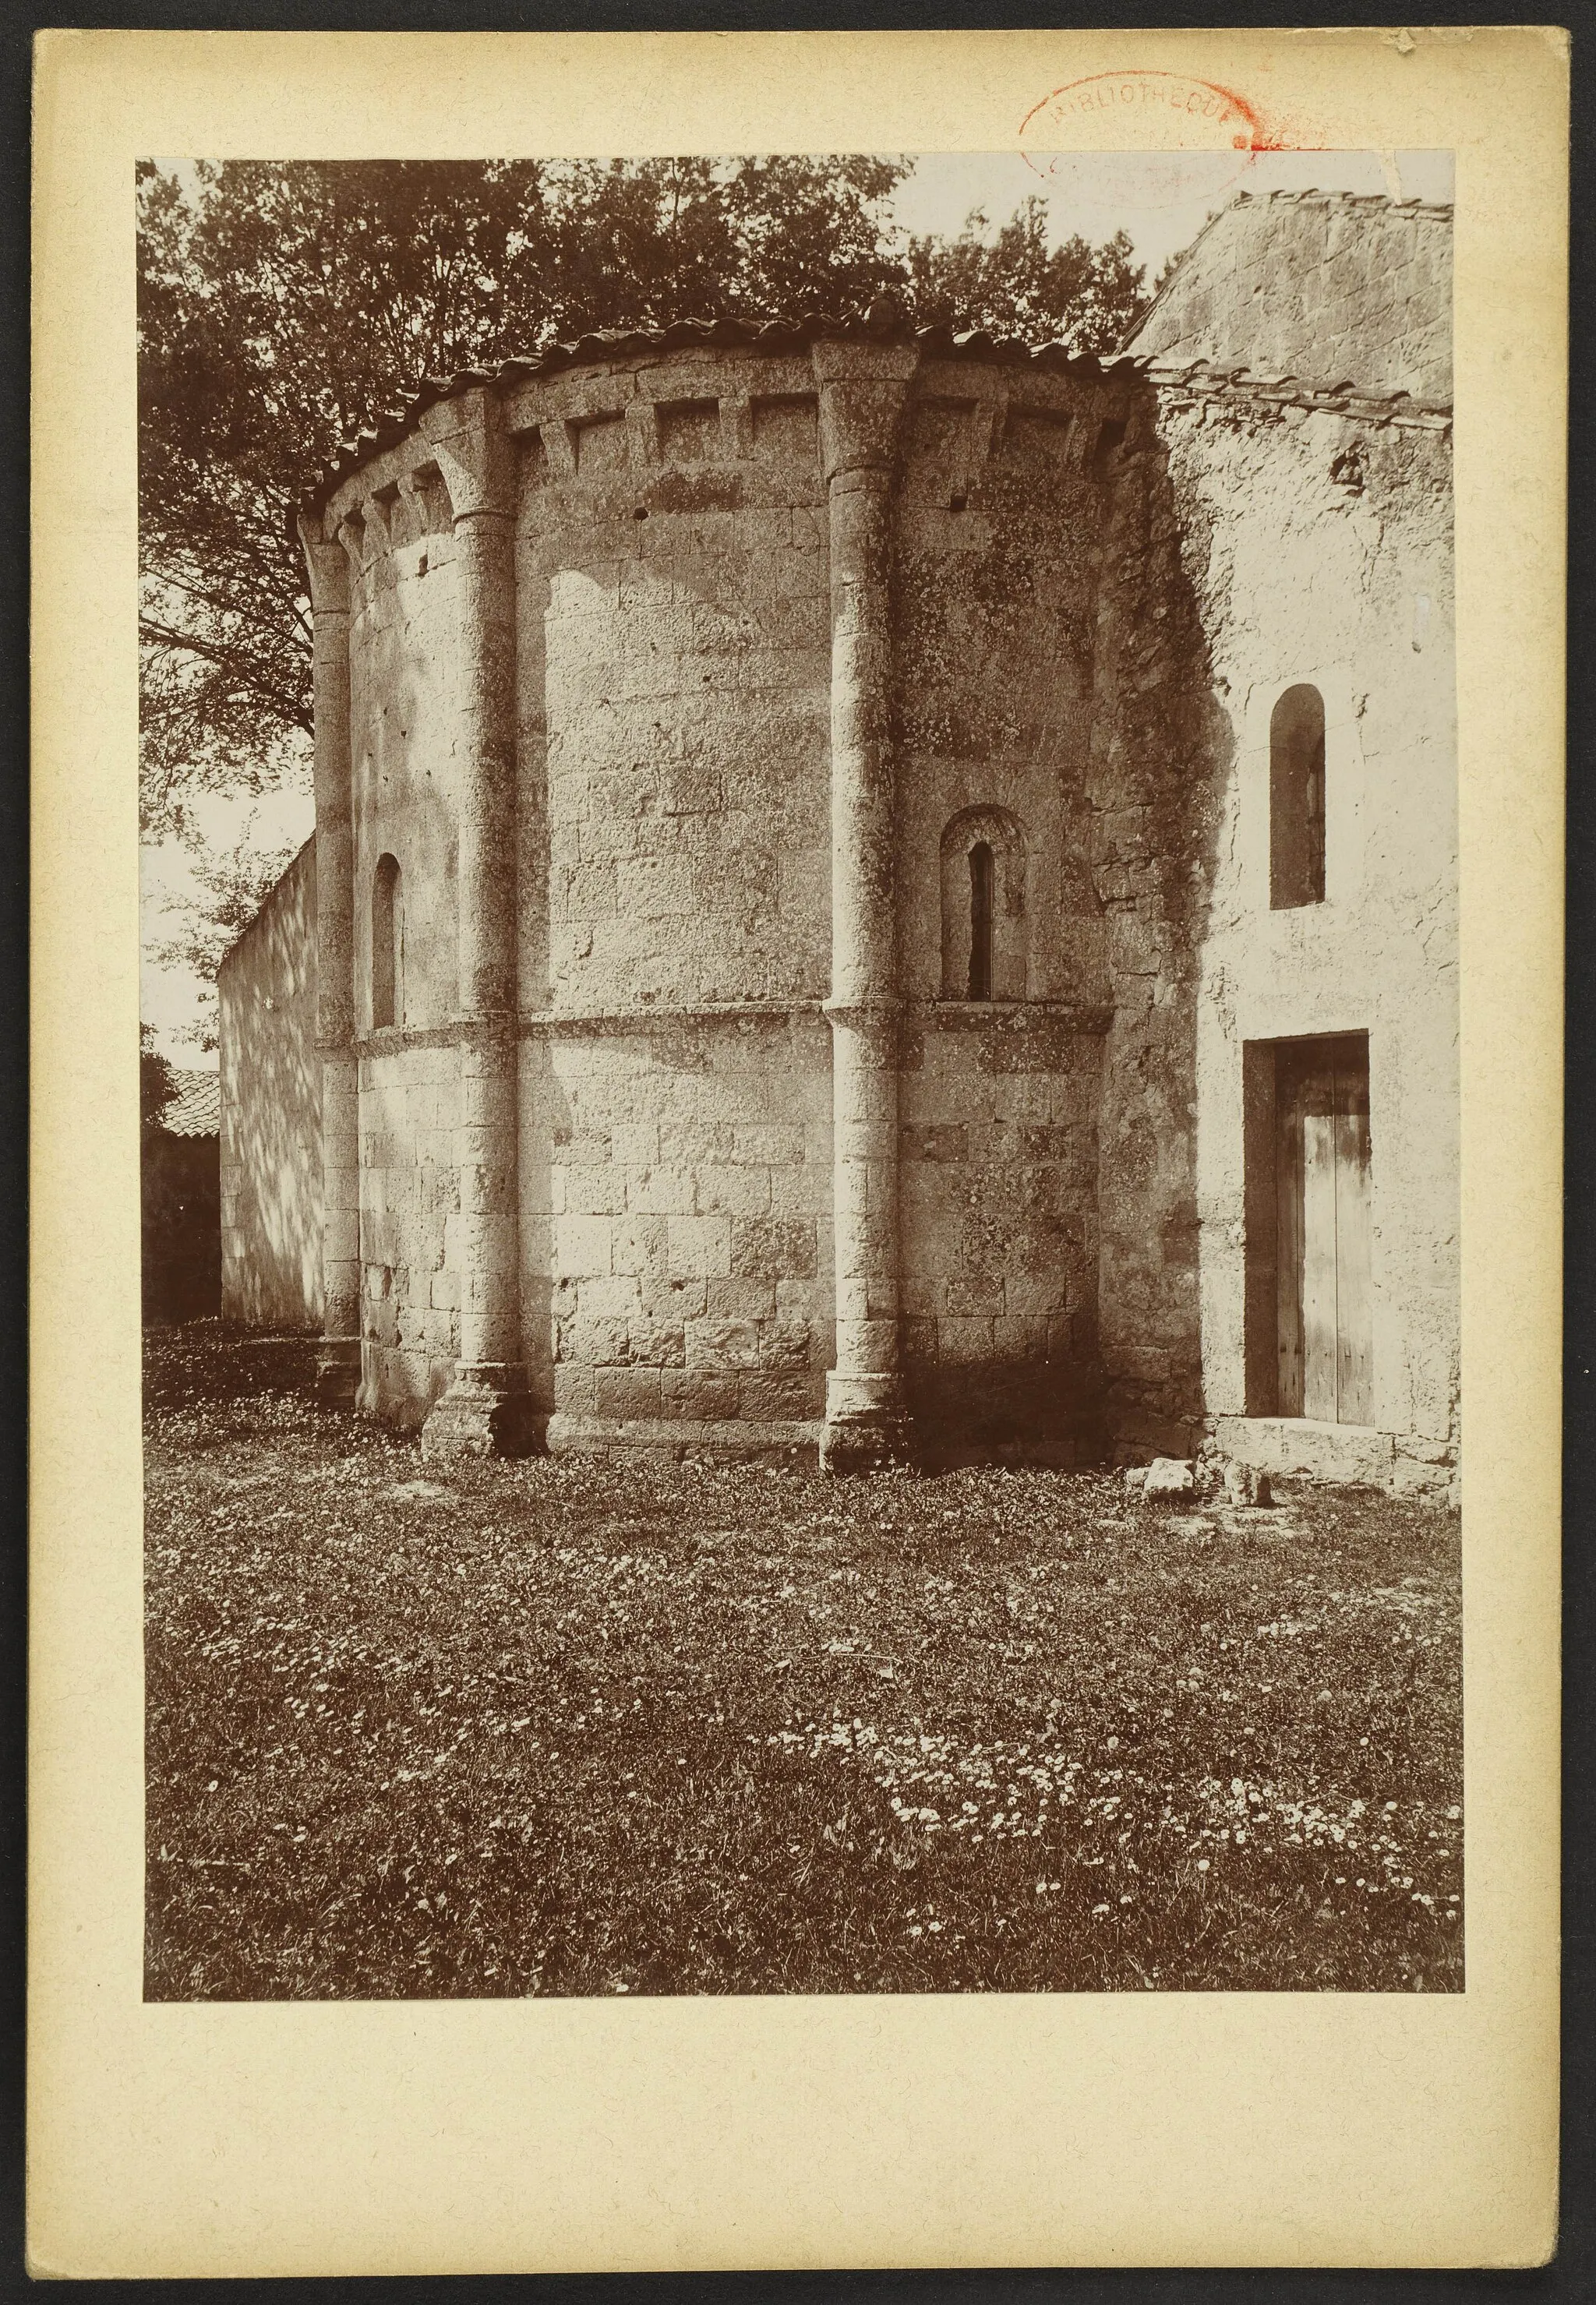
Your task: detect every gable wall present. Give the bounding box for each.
[218,839,322,1331]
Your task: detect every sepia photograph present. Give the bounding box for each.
[137,142,1462,2004]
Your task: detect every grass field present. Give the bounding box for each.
[145,1324,1463,1999]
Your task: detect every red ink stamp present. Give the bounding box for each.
[1019,69,1295,209]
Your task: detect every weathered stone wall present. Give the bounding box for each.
[218,839,322,1330]
[1079,385,1234,1460]
[517,355,832,1015]
[340,464,467,1421]
[506,351,835,1454]
[1160,384,1458,1494]
[521,1013,833,1459]
[892,369,1123,1459]
[270,198,1456,1478]
[1134,190,1453,407]
[355,1038,460,1423]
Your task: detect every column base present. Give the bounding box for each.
[314,1336,361,1411]
[820,1370,916,1475]
[420,1364,535,1463]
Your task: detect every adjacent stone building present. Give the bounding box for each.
[142,1068,221,1323]
[221,187,1457,1493]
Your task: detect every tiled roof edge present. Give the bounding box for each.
[160,1070,221,1138]
[1142,358,1452,426]
[298,311,1146,524]
[1228,186,1453,216]
[299,303,1453,533]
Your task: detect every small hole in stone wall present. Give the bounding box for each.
[634,505,648,521]
[948,493,967,514]
[417,552,428,577]
[1329,441,1366,493]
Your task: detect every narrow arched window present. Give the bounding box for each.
[372,853,401,1029]
[968,842,995,1000]
[941,807,1028,1001]
[1269,684,1326,909]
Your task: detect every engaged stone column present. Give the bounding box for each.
[418,390,528,1460]
[298,516,361,1408]
[814,335,918,1473]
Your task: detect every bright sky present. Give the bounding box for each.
[141,147,1453,1063]
[889,147,1453,276]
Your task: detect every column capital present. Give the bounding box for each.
[297,513,351,616]
[419,386,518,522]
[812,340,920,482]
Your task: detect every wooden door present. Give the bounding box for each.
[1276,1038,1372,1424]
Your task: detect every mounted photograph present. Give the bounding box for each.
[138,146,1461,2003]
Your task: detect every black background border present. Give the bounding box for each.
[9,3,1588,2295]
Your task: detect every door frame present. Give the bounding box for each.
[1243,1030,1373,1423]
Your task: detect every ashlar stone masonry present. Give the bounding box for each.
[220,189,1458,1497]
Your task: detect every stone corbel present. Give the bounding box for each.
[392,470,438,572]
[361,487,395,554]
[404,461,454,536]
[362,486,401,593]
[625,399,662,468]
[539,421,578,480]
[335,511,370,613]
[719,394,754,461]
[965,394,1008,481]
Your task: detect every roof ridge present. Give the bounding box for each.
[1234,185,1453,215]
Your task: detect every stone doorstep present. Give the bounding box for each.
[546,1411,824,1467]
[1211,1414,1399,1490]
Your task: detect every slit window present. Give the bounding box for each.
[1269,683,1326,909]
[372,853,401,1029]
[968,842,995,1000]
[941,807,1027,1001]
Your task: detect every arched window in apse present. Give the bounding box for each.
[968,842,995,1001]
[1269,684,1326,909]
[372,853,402,1029]
[940,807,1028,1001]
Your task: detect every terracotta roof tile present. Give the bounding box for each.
[161,1070,221,1138]
[300,309,1144,522]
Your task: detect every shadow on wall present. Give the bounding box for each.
[891,375,1231,1464]
[1086,380,1234,1459]
[217,841,324,1333]
[142,1123,221,1324]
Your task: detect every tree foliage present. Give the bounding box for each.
[147,821,305,1052]
[138,159,1146,846]
[905,196,1144,350]
[139,1025,177,1127]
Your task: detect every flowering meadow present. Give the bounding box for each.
[145,1325,1463,1998]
